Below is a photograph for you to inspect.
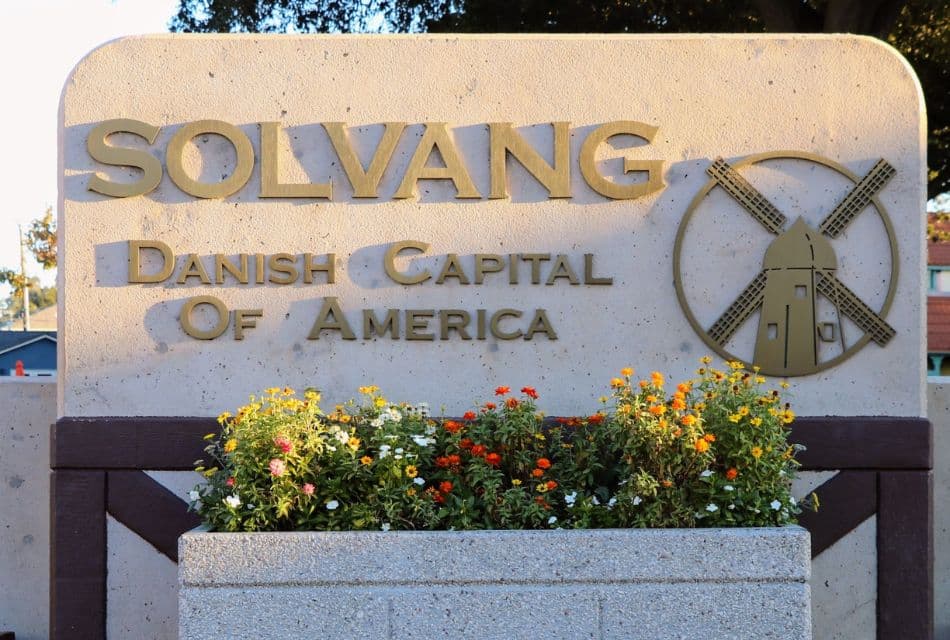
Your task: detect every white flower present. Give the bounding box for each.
[728,504,735,510]
[224,494,241,509]
[705,503,718,512]
[387,408,402,422]
[424,423,437,435]
[789,496,797,506]
[413,477,426,486]
[564,491,577,507]
[607,497,617,509]
[591,496,600,506]
[326,445,337,452]
[378,444,391,459]
[548,516,558,525]
[700,469,714,478]
[412,435,431,447]
[326,500,340,510]
[381,523,391,532]
[334,430,350,444]
[632,496,643,506]
[724,485,735,492]
[371,418,384,428]
[416,403,430,417]
[188,490,201,503]
[394,454,403,460]
[395,447,404,454]
[770,499,782,511]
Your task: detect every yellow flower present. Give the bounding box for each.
[340,414,352,424]
[728,414,742,423]
[755,376,766,384]
[599,396,608,404]
[265,387,280,395]
[511,479,522,486]
[681,414,697,427]
[610,377,625,388]
[534,432,546,441]
[618,404,632,415]
[620,367,634,377]
[738,406,750,416]
[781,409,796,424]
[700,355,712,364]
[223,438,238,453]
[407,488,417,497]
[750,417,763,427]
[282,387,294,396]
[780,381,790,389]
[694,439,710,453]
[405,465,418,478]
[374,397,387,408]
[751,446,763,459]
[728,360,745,370]
[217,411,232,424]
[304,389,320,401]
[358,385,380,395]
[348,436,361,450]
[360,455,373,466]
[536,483,548,493]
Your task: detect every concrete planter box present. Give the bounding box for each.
[179,527,811,639]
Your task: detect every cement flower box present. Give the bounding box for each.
[179,526,810,639]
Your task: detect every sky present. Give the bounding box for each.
[0,0,178,299]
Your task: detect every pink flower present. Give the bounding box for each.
[225,477,236,487]
[274,435,293,454]
[269,458,286,477]
[301,483,315,496]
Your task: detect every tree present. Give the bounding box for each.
[171,0,948,198]
[0,210,57,317]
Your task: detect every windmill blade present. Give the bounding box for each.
[708,271,767,346]
[707,157,788,235]
[815,272,895,346]
[818,159,895,238]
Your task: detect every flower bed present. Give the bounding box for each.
[179,526,811,639]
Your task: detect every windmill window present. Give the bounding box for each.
[794,285,807,298]
[767,323,778,340]
[818,323,836,342]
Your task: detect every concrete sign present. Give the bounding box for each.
[59,35,926,417]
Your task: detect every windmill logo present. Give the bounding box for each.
[673,151,899,377]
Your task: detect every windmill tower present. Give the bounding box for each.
[703,156,897,376]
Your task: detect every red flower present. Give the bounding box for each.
[555,416,582,427]
[440,481,453,493]
[225,477,236,487]
[521,386,539,399]
[448,454,462,467]
[443,420,463,434]
[536,458,551,469]
[459,438,474,450]
[505,398,519,409]
[725,467,739,480]
[484,402,497,411]
[463,411,477,421]
[273,435,293,454]
[433,491,445,504]
[587,414,605,425]
[485,452,502,466]
[546,480,558,490]
[436,456,451,468]
[470,444,487,457]
[494,386,511,396]
[531,468,545,478]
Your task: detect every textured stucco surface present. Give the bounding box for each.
[179,527,811,639]
[59,35,926,418]
[0,380,55,640]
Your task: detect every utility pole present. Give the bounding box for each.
[18,223,30,331]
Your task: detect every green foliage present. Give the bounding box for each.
[24,208,57,271]
[170,0,948,198]
[191,361,813,531]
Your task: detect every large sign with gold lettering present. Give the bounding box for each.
[59,35,925,418]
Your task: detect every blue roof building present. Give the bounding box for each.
[0,331,56,377]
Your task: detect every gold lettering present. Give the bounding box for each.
[491,309,523,340]
[166,120,254,199]
[440,310,472,340]
[509,254,519,284]
[255,254,265,284]
[87,119,162,198]
[234,309,263,340]
[489,122,570,199]
[128,240,174,283]
[384,240,431,285]
[180,295,229,340]
[303,253,335,284]
[268,253,298,285]
[406,310,435,341]
[307,297,356,340]
[435,254,470,284]
[176,253,212,285]
[584,254,613,285]
[579,121,664,199]
[363,309,400,339]
[525,310,557,340]
[521,253,550,284]
[260,122,332,199]
[394,123,480,199]
[475,254,504,284]
[323,122,405,198]
[214,254,249,284]
[477,309,487,340]
[545,254,580,285]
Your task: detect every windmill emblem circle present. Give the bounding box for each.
[673,151,899,377]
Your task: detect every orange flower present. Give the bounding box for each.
[671,397,686,411]
[443,420,463,434]
[639,380,649,389]
[725,467,739,480]
[610,377,625,388]
[484,402,496,411]
[485,452,502,466]
[470,444,487,457]
[435,456,451,468]
[704,433,716,443]
[661,480,673,488]
[546,480,558,490]
[587,413,605,425]
[506,397,520,409]
[463,411,477,421]
[494,386,510,396]
[531,468,545,478]
[680,414,697,427]
[649,404,666,416]
[448,454,461,466]
[677,382,691,394]
[536,458,552,469]
[694,439,710,453]
[439,481,453,493]
[620,367,634,377]
[360,455,373,465]
[651,371,665,388]
[521,386,539,399]
[459,438,474,450]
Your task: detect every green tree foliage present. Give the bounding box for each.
[0,209,57,314]
[1,278,56,319]
[171,0,948,198]
[25,207,57,271]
